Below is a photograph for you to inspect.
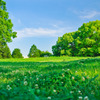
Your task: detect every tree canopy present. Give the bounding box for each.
[28,44,52,57]
[0,0,17,58]
[28,44,41,57]
[0,44,11,58]
[12,48,23,58]
[0,0,17,44]
[52,20,100,57]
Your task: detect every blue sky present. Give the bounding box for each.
[5,0,100,57]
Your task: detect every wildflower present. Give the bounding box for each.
[25,76,27,78]
[78,90,82,95]
[53,89,56,93]
[36,78,39,81]
[78,90,81,93]
[62,74,65,77]
[75,71,77,73]
[78,96,82,100]
[61,82,63,84]
[35,84,39,89]
[82,77,85,81]
[35,84,38,87]
[67,69,70,71]
[47,96,51,99]
[24,81,28,86]
[84,96,89,100]
[43,79,45,81]
[72,76,75,80]
[70,91,74,94]
[7,85,11,90]
[18,79,20,81]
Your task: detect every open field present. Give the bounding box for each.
[0,57,100,100]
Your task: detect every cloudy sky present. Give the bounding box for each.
[5,0,100,57]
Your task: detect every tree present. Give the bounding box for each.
[12,48,23,58]
[52,20,100,57]
[40,51,52,57]
[0,44,11,58]
[0,0,17,43]
[28,44,40,57]
[0,0,17,58]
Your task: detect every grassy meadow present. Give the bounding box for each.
[0,56,100,100]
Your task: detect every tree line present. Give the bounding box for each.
[0,0,52,58]
[52,20,100,57]
[0,45,52,58]
[0,0,100,58]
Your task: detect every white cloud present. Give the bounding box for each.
[79,10,100,19]
[16,27,74,38]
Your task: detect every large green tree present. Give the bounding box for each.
[12,48,23,58]
[28,44,41,57]
[0,0,17,58]
[52,20,100,57]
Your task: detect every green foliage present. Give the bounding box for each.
[28,44,41,57]
[40,51,52,57]
[0,44,11,58]
[52,45,61,56]
[52,20,100,57]
[0,57,100,99]
[12,48,23,58]
[0,0,17,44]
[0,0,17,58]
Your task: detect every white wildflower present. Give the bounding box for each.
[84,96,89,100]
[7,85,11,90]
[78,96,82,100]
[62,74,65,77]
[75,71,77,73]
[24,81,28,86]
[67,69,70,71]
[35,84,38,87]
[70,91,74,94]
[78,90,82,95]
[36,78,39,81]
[47,96,51,99]
[53,89,56,93]
[61,82,63,84]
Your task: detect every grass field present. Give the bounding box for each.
[0,57,100,100]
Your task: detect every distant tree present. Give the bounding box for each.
[0,44,11,58]
[40,51,52,57]
[28,44,40,57]
[12,48,23,58]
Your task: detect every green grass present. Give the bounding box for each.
[0,57,100,100]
